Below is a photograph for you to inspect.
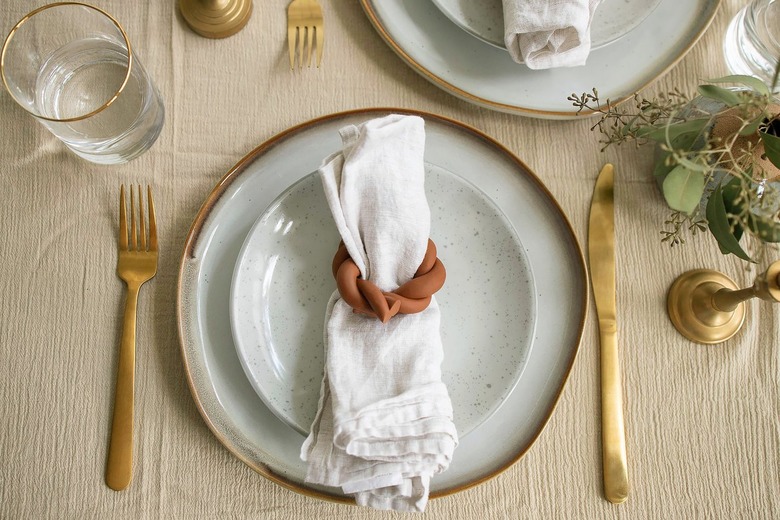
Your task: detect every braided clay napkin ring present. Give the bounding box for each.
[332,239,446,323]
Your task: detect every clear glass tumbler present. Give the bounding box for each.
[0,3,164,164]
[723,0,780,91]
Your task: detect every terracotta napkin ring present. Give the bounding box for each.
[332,239,446,323]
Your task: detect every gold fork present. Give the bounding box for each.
[287,0,324,69]
[106,185,158,491]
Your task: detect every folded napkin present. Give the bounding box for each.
[300,114,458,512]
[503,0,601,69]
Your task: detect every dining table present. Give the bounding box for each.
[1,0,778,518]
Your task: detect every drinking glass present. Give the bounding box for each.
[723,0,780,91]
[1,2,164,164]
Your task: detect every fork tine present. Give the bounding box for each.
[138,185,146,251]
[297,25,304,70]
[315,24,323,67]
[148,185,158,252]
[306,26,314,67]
[130,185,137,251]
[288,26,297,69]
[119,185,128,251]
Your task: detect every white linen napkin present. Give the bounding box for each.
[300,114,458,512]
[503,0,601,69]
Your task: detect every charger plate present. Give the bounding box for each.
[177,108,587,501]
[360,0,720,118]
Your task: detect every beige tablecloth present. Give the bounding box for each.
[1,1,778,518]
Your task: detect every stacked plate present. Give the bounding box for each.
[360,0,721,118]
[177,109,587,501]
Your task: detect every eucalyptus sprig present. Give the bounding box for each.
[660,212,708,247]
[569,67,780,262]
[569,88,692,151]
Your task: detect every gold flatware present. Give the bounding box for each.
[588,164,628,504]
[287,0,324,69]
[106,185,158,491]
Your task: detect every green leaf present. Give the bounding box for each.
[706,184,753,261]
[662,165,705,214]
[671,129,705,151]
[653,151,675,181]
[697,84,743,107]
[759,131,780,169]
[619,114,642,136]
[639,118,709,143]
[720,176,743,206]
[739,116,765,136]
[732,224,744,244]
[720,178,745,245]
[749,215,780,242]
[706,75,771,96]
[722,176,780,243]
[675,155,711,174]
[651,129,708,182]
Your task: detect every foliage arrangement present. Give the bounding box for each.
[569,69,780,263]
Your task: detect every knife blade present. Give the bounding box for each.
[588,163,628,504]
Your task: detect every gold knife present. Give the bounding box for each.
[588,163,628,503]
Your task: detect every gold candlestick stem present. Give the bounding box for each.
[667,260,780,344]
[712,287,756,312]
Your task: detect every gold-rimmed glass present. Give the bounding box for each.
[1,2,164,164]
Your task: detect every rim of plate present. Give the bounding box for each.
[358,0,721,118]
[176,107,589,503]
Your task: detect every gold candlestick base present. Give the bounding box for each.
[180,0,252,39]
[667,261,780,344]
[667,270,746,344]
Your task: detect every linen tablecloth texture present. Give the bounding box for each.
[302,114,457,511]
[503,0,601,69]
[1,1,778,519]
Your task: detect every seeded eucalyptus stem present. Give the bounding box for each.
[569,75,780,261]
[568,89,692,151]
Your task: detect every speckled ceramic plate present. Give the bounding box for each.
[177,109,587,502]
[230,164,536,438]
[430,0,663,51]
[360,0,720,118]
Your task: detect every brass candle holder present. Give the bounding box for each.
[667,260,780,344]
[179,0,252,39]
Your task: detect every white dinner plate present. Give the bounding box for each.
[430,0,663,51]
[177,109,587,502]
[230,164,536,438]
[360,0,720,118]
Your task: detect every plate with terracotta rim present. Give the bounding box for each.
[177,108,587,502]
[359,0,720,119]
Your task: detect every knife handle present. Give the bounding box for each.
[599,321,628,503]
